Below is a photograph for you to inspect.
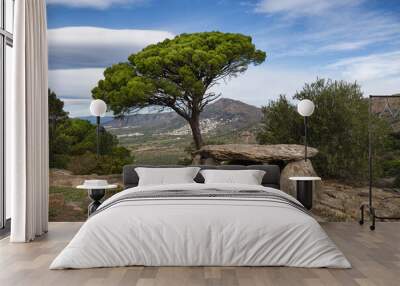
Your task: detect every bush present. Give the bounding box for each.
[394,175,400,188]
[383,160,400,177]
[67,149,134,175]
[95,147,135,175]
[50,154,70,169]
[257,79,391,180]
[67,152,98,175]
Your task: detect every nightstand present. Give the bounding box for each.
[77,181,118,216]
[289,177,321,210]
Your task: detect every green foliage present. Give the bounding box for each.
[394,175,400,188]
[92,31,266,149]
[67,150,135,175]
[49,89,69,121]
[383,160,400,177]
[48,91,134,174]
[96,147,134,175]
[49,89,69,168]
[52,154,70,169]
[257,79,391,180]
[67,152,98,175]
[257,95,302,144]
[386,132,400,155]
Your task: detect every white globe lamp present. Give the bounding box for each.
[90,99,107,157]
[297,99,315,161]
[90,99,107,117]
[297,99,315,117]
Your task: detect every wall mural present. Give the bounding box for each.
[46,1,400,222]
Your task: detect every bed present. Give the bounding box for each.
[50,165,351,269]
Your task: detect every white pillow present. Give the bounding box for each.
[200,169,265,185]
[135,167,200,186]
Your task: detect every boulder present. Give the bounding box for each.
[280,160,320,201]
[193,144,318,164]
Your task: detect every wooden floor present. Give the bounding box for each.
[0,222,399,286]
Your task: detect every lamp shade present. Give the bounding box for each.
[90,99,107,117]
[297,99,315,117]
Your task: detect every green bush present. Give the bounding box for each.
[50,154,70,169]
[95,147,135,175]
[257,79,391,180]
[67,152,98,175]
[394,176,400,188]
[383,160,400,177]
[67,149,134,175]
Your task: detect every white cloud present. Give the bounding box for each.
[320,40,373,52]
[49,68,106,117]
[48,68,105,99]
[46,0,145,9]
[48,26,174,69]
[255,0,360,16]
[213,65,315,106]
[327,51,400,81]
[214,62,400,107]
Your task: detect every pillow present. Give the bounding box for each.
[200,169,265,185]
[135,167,201,186]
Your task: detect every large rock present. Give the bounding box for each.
[193,144,318,164]
[280,160,320,201]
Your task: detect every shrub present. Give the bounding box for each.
[67,152,98,175]
[394,175,400,188]
[67,149,134,175]
[50,154,70,169]
[257,79,391,180]
[383,160,400,177]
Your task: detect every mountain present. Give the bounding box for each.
[371,95,400,132]
[104,98,262,136]
[77,116,114,125]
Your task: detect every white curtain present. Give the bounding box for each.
[8,0,49,242]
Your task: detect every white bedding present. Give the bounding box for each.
[50,183,351,269]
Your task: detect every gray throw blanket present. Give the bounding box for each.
[92,189,310,217]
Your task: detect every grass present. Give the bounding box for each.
[49,186,122,222]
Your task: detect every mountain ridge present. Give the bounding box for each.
[100,98,262,136]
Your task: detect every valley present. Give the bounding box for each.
[102,98,262,164]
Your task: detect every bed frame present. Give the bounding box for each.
[123,165,281,189]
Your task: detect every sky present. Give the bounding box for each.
[46,0,400,117]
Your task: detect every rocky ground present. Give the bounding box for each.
[313,180,400,222]
[49,169,400,222]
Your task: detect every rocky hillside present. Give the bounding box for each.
[104,98,262,136]
[371,95,400,132]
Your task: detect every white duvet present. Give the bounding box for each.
[50,183,351,269]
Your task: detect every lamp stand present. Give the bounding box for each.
[304,116,308,161]
[96,116,100,158]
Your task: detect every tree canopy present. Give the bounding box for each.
[92,31,266,149]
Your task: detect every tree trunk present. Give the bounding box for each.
[189,115,203,150]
